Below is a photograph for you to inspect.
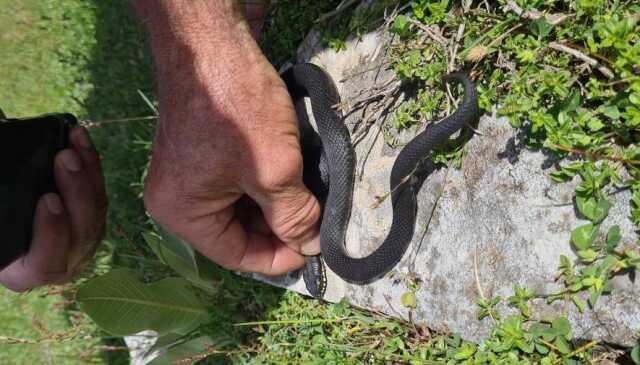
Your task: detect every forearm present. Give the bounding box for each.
[131,0,250,50]
[130,0,268,104]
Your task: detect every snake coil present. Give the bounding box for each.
[283,63,479,298]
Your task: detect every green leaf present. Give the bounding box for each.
[530,18,553,38]
[587,118,605,131]
[571,223,597,250]
[148,336,230,365]
[454,343,477,360]
[550,170,576,183]
[529,322,547,338]
[588,287,603,307]
[76,269,207,336]
[576,196,611,223]
[569,281,583,292]
[631,344,640,364]
[601,105,621,119]
[400,291,417,309]
[605,225,622,252]
[155,222,219,283]
[391,15,410,36]
[516,339,535,353]
[144,231,217,293]
[572,296,587,313]
[593,199,613,223]
[557,90,582,114]
[535,342,550,355]
[577,249,599,263]
[147,333,186,355]
[555,336,571,354]
[551,317,572,338]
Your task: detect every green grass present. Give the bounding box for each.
[0,1,103,363]
[0,287,104,364]
[0,1,151,363]
[1,0,638,364]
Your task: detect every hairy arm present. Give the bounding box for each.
[130,0,321,275]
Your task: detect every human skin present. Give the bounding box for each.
[132,0,322,275]
[0,127,107,292]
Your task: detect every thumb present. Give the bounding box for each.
[250,180,321,256]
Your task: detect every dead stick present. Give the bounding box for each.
[548,42,615,79]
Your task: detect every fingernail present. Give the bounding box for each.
[44,194,64,215]
[74,126,93,149]
[61,150,82,172]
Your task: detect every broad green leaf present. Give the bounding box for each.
[588,287,603,307]
[631,344,640,364]
[401,291,417,309]
[154,221,220,284]
[76,269,207,336]
[391,15,410,36]
[587,118,605,131]
[551,317,572,338]
[529,18,553,38]
[149,336,217,365]
[605,225,622,252]
[577,249,598,263]
[571,223,597,250]
[541,326,557,341]
[582,276,599,287]
[593,199,612,223]
[454,343,477,360]
[575,196,596,220]
[550,169,575,183]
[535,342,550,355]
[147,333,185,356]
[516,339,534,354]
[576,196,611,223]
[144,232,216,293]
[529,323,547,338]
[569,282,583,292]
[601,255,618,272]
[552,90,581,116]
[153,223,198,266]
[555,336,571,354]
[600,105,621,119]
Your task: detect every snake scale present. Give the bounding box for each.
[282,63,479,298]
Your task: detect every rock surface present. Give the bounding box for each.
[250,29,640,346]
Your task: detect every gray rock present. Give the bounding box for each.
[250,29,640,346]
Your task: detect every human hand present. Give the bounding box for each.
[0,127,107,292]
[139,0,321,277]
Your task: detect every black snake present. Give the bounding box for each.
[282,63,479,298]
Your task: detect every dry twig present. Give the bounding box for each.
[316,0,360,23]
[548,42,615,79]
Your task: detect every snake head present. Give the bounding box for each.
[303,255,327,299]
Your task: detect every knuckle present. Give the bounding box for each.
[255,157,302,194]
[273,193,320,244]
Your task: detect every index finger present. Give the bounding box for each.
[160,206,305,276]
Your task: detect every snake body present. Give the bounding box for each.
[282,63,479,298]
